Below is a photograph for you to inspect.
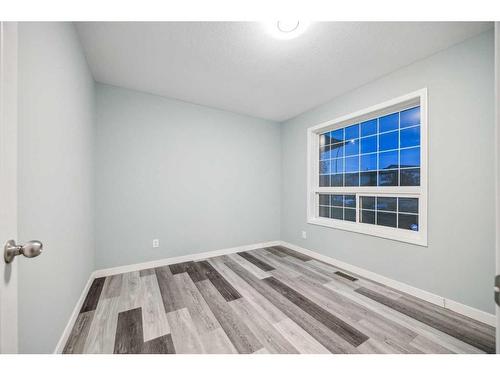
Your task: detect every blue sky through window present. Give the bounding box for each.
[319,106,421,187]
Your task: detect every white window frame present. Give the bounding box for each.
[306,88,428,246]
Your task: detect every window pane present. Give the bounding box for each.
[331,158,344,174]
[331,194,343,207]
[377,197,397,211]
[319,175,329,187]
[328,145,337,159]
[317,104,423,210]
[400,168,420,186]
[360,153,377,171]
[317,194,359,224]
[330,129,344,144]
[344,139,359,156]
[377,212,397,228]
[400,107,420,128]
[319,194,330,206]
[358,196,420,233]
[344,195,356,208]
[361,209,375,224]
[330,174,343,187]
[379,113,398,133]
[332,207,343,220]
[361,119,377,137]
[330,142,344,158]
[378,150,398,170]
[398,197,418,214]
[398,213,419,231]
[379,131,398,151]
[360,171,377,186]
[400,126,420,148]
[344,172,360,186]
[320,160,332,174]
[345,156,359,173]
[360,135,377,154]
[400,147,420,168]
[345,124,359,140]
[378,170,398,186]
[319,146,328,160]
[319,206,329,218]
[344,208,356,222]
[361,196,375,210]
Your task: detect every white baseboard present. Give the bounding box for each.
[55,239,496,353]
[443,299,496,326]
[54,271,97,353]
[93,240,281,278]
[279,241,496,327]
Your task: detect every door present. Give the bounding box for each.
[0,21,18,354]
[496,22,500,354]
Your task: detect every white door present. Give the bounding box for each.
[496,22,500,354]
[0,21,18,354]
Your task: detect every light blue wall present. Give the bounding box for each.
[18,22,96,352]
[280,31,495,313]
[95,84,281,269]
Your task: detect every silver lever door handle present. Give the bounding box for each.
[4,240,43,264]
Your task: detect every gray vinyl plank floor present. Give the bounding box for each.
[62,246,496,354]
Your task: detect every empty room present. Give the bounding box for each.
[1,4,500,367]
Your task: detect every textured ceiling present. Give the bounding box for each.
[76,22,492,121]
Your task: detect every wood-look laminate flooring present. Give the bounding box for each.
[63,246,496,354]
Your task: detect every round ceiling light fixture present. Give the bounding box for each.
[266,20,309,40]
[277,20,300,33]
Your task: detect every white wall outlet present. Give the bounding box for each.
[152,239,160,248]
[301,231,307,239]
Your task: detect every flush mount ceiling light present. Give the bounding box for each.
[265,20,310,40]
[277,20,299,33]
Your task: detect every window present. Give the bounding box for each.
[307,89,427,246]
[318,194,356,222]
[359,196,418,230]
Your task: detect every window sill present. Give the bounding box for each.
[307,217,428,247]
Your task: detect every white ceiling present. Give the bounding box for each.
[76,22,492,122]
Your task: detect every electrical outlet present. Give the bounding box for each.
[301,231,307,239]
[152,239,160,248]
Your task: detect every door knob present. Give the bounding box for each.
[495,275,500,307]
[4,240,43,264]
